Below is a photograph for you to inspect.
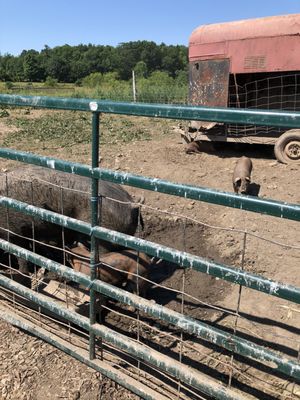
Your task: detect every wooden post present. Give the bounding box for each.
[132,70,136,102]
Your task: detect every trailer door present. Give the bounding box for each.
[189,59,230,130]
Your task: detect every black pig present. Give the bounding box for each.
[0,166,143,274]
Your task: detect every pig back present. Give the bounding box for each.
[233,157,253,181]
[0,166,141,243]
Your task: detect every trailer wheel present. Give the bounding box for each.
[274,130,300,164]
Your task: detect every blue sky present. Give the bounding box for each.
[1,0,300,55]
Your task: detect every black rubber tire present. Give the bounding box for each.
[274,130,300,164]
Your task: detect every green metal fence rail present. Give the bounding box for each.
[0,148,299,221]
[0,272,247,400]
[1,94,300,128]
[0,309,170,400]
[0,196,299,304]
[0,238,299,384]
[0,94,299,399]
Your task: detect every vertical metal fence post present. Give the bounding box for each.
[89,111,100,360]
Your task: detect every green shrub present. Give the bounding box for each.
[82,72,103,88]
[44,76,58,87]
[5,81,13,90]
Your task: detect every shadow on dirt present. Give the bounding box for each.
[203,141,275,160]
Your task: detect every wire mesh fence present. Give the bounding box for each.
[0,169,299,399]
[228,73,300,137]
[0,95,299,399]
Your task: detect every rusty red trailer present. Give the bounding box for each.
[187,14,300,164]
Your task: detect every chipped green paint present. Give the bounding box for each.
[89,111,100,359]
[0,196,91,235]
[0,238,300,383]
[0,273,247,400]
[93,226,300,305]
[0,93,300,397]
[0,196,299,305]
[0,149,299,221]
[1,94,300,128]
[0,148,92,177]
[93,168,300,222]
[0,311,166,400]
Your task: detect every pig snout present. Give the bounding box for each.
[234,177,250,194]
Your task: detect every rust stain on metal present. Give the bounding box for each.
[189,59,229,130]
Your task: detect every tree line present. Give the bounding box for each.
[0,41,188,84]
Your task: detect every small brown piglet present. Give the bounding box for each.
[67,242,151,296]
[185,141,201,154]
[232,156,253,194]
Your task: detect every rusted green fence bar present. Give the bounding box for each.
[0,196,91,235]
[94,226,300,304]
[0,148,299,222]
[89,111,100,359]
[1,94,300,128]
[0,273,247,400]
[0,196,299,305]
[0,148,92,178]
[0,311,166,400]
[1,238,300,383]
[94,168,300,221]
[0,93,299,397]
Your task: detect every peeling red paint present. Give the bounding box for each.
[189,14,300,73]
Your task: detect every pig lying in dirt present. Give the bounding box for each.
[67,242,151,296]
[232,156,253,194]
[185,141,202,154]
[0,166,143,274]
[185,140,215,154]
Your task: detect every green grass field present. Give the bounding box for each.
[0,81,188,104]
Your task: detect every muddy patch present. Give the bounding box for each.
[103,217,235,347]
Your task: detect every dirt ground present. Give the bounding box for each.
[0,109,299,399]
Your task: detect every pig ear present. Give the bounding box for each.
[245,177,251,182]
[234,177,241,184]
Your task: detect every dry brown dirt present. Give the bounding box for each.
[0,110,299,399]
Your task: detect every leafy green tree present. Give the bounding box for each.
[148,71,174,86]
[175,69,188,86]
[102,71,119,84]
[140,41,162,73]
[134,61,148,78]
[161,45,188,77]
[0,54,24,81]
[116,41,142,80]
[45,55,69,82]
[82,72,103,87]
[23,50,44,81]
[0,41,188,85]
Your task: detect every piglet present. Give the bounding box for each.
[232,156,253,194]
[67,242,151,296]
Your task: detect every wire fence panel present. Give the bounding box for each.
[0,94,299,399]
[228,73,300,136]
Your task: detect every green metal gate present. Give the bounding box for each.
[0,94,299,399]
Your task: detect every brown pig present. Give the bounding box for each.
[67,242,151,296]
[185,141,202,154]
[232,156,253,194]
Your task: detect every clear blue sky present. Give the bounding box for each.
[1,0,300,56]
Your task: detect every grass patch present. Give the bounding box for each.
[3,110,152,150]
[0,81,188,104]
